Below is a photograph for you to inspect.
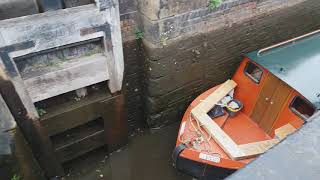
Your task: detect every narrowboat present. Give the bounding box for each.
[172,30,320,180]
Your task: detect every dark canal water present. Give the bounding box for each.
[62,123,192,180]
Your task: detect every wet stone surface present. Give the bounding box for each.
[62,123,192,180]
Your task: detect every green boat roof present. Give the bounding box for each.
[246,32,320,109]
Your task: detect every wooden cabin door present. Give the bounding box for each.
[250,73,292,133]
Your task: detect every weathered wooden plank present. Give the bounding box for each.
[106,0,124,93]
[274,124,297,140]
[0,1,124,93]
[42,104,102,137]
[101,93,128,151]
[23,54,110,102]
[55,130,105,163]
[51,118,104,150]
[237,124,296,159]
[191,80,242,159]
[0,45,39,119]
[0,66,64,177]
[52,116,106,163]
[0,94,16,131]
[0,5,104,55]
[0,1,123,177]
[197,80,237,113]
[191,80,299,160]
[192,108,244,159]
[40,91,112,136]
[238,139,280,158]
[0,94,16,155]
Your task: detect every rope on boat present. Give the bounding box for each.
[179,114,217,154]
[178,90,243,159]
[190,115,215,153]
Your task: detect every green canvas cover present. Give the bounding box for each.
[246,33,320,109]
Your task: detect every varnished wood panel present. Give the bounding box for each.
[250,73,280,123]
[259,80,292,133]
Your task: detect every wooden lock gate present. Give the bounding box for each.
[0,0,127,178]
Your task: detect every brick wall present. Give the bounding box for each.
[119,0,139,42]
[140,0,307,45]
[123,41,145,132]
[141,0,320,127]
[119,0,146,132]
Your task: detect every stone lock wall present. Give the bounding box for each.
[1,0,320,140]
[119,0,139,41]
[140,0,320,127]
[0,0,143,178]
[1,0,320,178]
[118,0,146,132]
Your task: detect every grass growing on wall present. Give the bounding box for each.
[134,27,143,40]
[11,174,20,180]
[208,0,222,10]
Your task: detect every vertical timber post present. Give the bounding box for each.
[101,94,128,151]
[0,43,64,178]
[97,0,124,93]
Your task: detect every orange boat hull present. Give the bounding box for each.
[172,85,266,179]
[172,58,306,179]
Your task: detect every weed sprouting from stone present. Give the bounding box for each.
[208,0,222,10]
[36,107,47,117]
[160,36,168,47]
[134,27,143,40]
[11,174,20,180]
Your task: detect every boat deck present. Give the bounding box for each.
[177,85,274,169]
[215,112,271,145]
[179,108,272,166]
